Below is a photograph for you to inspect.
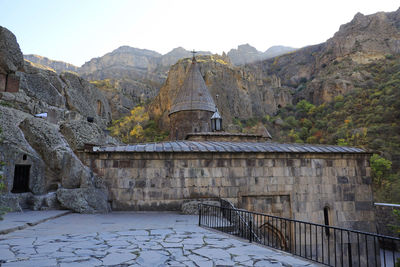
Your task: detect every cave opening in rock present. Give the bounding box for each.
[11,165,31,193]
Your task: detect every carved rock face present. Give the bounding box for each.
[0,26,113,213]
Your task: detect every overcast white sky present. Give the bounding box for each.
[1,0,398,66]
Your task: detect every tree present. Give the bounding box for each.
[109,106,168,143]
[370,154,392,188]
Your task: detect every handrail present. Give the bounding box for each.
[219,199,261,243]
[199,203,400,267]
[375,203,400,208]
[204,203,400,241]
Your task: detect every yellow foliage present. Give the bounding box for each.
[130,124,144,138]
[216,59,227,65]
[272,56,280,66]
[130,106,149,123]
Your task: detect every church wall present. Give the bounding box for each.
[83,151,375,232]
[169,110,214,140]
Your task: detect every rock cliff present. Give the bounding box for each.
[24,54,79,73]
[0,26,116,213]
[0,27,24,74]
[246,8,400,105]
[26,46,213,119]
[79,46,212,118]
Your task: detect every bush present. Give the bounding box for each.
[370,154,392,188]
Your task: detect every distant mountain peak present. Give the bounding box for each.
[110,46,162,57]
[237,43,259,52]
[228,44,296,65]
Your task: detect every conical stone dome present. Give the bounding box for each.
[169,59,215,115]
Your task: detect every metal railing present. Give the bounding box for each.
[198,203,400,267]
[219,198,261,243]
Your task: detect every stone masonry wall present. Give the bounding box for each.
[169,110,213,140]
[83,151,375,232]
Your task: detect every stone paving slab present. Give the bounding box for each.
[0,210,71,234]
[0,212,321,266]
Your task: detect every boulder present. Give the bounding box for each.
[56,187,110,213]
[27,192,61,211]
[0,26,24,74]
[18,116,91,189]
[0,194,22,212]
[181,200,220,215]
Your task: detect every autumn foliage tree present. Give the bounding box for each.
[109,106,168,143]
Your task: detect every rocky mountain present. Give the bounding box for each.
[77,46,212,118]
[245,8,400,105]
[0,26,118,213]
[23,46,213,119]
[227,44,264,65]
[23,44,294,120]
[264,45,297,59]
[148,8,400,131]
[227,44,296,65]
[24,54,79,73]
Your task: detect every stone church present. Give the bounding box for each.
[81,55,376,233]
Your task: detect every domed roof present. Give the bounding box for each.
[169,58,215,115]
[211,108,221,119]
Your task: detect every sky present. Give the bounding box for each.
[1,0,399,66]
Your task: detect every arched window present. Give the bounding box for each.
[324,206,330,236]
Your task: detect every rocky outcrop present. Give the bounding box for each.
[60,120,118,151]
[24,54,79,73]
[0,106,47,195]
[80,46,161,77]
[57,186,110,214]
[19,117,90,189]
[78,46,213,118]
[243,8,400,105]
[0,26,24,74]
[2,60,111,128]
[0,26,114,213]
[92,78,158,118]
[228,44,266,65]
[60,71,112,127]
[324,10,400,62]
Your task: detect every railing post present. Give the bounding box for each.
[249,220,252,243]
[198,203,201,226]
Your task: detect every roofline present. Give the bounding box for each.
[90,141,371,154]
[168,108,215,116]
[90,149,371,155]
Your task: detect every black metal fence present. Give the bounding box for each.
[198,203,400,267]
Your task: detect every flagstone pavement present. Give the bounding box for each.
[0,211,319,267]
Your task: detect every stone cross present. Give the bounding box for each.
[191,50,197,61]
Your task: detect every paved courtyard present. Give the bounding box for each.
[0,211,318,267]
